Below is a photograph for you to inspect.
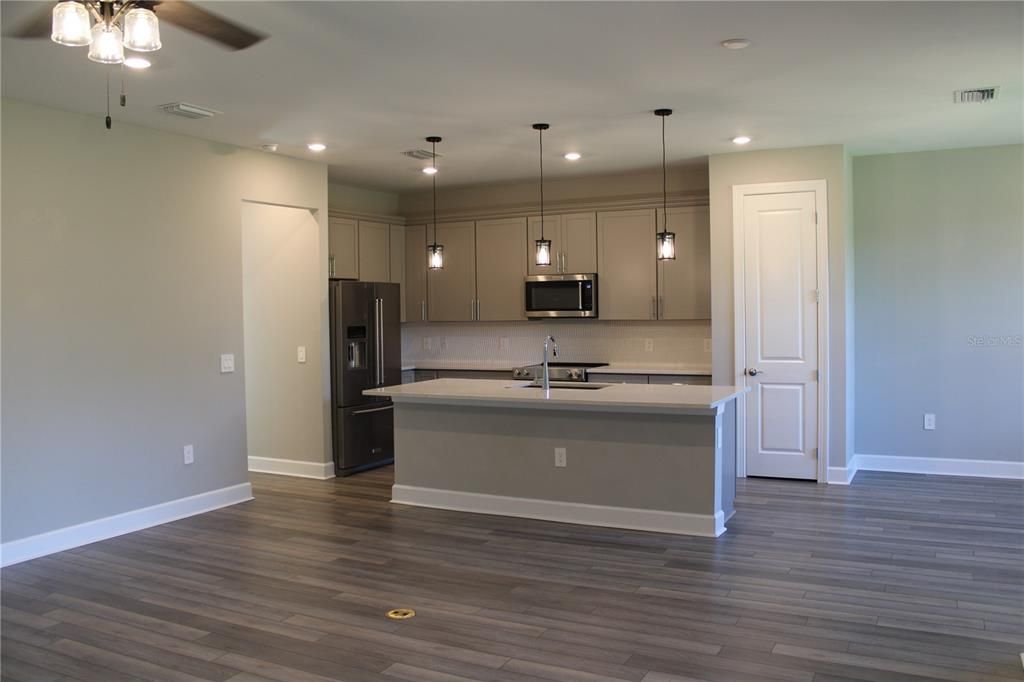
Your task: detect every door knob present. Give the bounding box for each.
[747,368,762,376]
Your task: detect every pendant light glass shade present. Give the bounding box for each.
[88,23,124,64]
[51,1,92,46]
[657,230,676,260]
[535,238,552,267]
[427,243,444,270]
[123,7,162,52]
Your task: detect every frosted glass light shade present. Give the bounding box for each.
[123,7,161,51]
[88,23,124,63]
[428,244,444,270]
[51,1,92,47]
[657,231,676,261]
[535,239,552,267]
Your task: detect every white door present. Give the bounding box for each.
[741,191,820,479]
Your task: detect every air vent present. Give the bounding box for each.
[953,87,998,104]
[402,148,441,161]
[160,102,221,119]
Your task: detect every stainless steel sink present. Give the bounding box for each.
[513,381,611,391]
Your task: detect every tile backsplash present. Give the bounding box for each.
[401,320,711,368]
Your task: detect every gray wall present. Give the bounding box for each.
[708,145,853,469]
[241,204,329,466]
[1,99,328,543]
[854,145,1023,463]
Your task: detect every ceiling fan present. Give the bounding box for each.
[11,0,266,62]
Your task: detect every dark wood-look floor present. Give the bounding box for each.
[2,469,1022,682]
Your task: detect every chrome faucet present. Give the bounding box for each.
[542,335,559,392]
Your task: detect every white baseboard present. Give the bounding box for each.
[827,462,858,485]
[248,456,335,480]
[854,453,1023,480]
[392,484,725,537]
[0,482,253,568]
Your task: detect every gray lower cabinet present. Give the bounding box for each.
[436,369,512,380]
[648,374,712,386]
[592,373,649,384]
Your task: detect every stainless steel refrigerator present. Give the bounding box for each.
[330,280,401,476]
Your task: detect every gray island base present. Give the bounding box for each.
[365,379,747,537]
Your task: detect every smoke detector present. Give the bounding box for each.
[160,102,221,119]
[953,87,999,104]
[402,148,440,161]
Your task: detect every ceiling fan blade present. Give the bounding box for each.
[8,4,55,39]
[154,0,266,50]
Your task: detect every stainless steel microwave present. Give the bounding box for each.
[525,274,598,318]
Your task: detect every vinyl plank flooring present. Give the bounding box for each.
[3,468,1022,682]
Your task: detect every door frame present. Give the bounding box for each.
[731,180,830,483]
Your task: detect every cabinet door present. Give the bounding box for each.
[657,207,711,320]
[527,215,562,275]
[389,225,406,322]
[357,221,389,282]
[328,217,358,279]
[476,217,527,321]
[562,212,597,274]
[593,373,649,384]
[427,221,476,322]
[648,374,712,385]
[597,209,657,320]
[405,225,427,322]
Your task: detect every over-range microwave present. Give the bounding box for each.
[524,274,598,319]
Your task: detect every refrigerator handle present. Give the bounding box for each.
[376,297,384,386]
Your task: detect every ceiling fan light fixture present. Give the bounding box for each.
[124,56,151,69]
[51,1,92,47]
[88,23,124,64]
[122,6,162,52]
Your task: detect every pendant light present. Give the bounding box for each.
[425,136,444,270]
[532,123,552,267]
[654,109,676,261]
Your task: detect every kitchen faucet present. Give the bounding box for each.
[542,335,559,392]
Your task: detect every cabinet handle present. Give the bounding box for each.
[421,300,426,321]
[659,296,664,319]
[651,296,657,320]
[329,255,336,278]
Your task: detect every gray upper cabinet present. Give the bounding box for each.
[597,209,657,320]
[389,225,406,322]
[427,221,476,322]
[527,212,597,275]
[476,217,527,321]
[405,225,427,322]
[657,207,711,320]
[357,220,390,282]
[328,216,359,280]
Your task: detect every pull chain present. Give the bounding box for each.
[105,70,112,130]
[120,63,127,107]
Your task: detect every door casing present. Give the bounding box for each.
[732,180,830,483]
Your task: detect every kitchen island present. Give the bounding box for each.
[364,379,747,536]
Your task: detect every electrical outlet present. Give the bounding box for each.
[297,346,307,363]
[704,338,712,353]
[422,337,433,351]
[644,338,654,352]
[220,354,235,373]
[183,444,194,465]
[440,337,449,351]
[923,413,936,431]
[554,447,567,468]
[499,337,510,352]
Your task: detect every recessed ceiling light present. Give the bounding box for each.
[307,143,326,152]
[720,38,751,50]
[124,56,151,69]
[564,152,582,161]
[732,135,752,145]
[422,166,438,175]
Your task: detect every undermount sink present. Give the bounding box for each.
[514,381,611,391]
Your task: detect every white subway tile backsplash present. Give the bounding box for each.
[402,320,711,368]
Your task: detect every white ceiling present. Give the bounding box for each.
[2,2,1021,192]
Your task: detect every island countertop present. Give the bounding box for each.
[365,378,747,415]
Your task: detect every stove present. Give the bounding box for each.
[512,362,607,383]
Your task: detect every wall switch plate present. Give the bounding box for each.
[923,413,936,430]
[297,346,307,363]
[220,354,235,373]
[644,338,654,352]
[183,444,194,465]
[554,447,567,468]
[704,338,712,353]
[499,337,510,352]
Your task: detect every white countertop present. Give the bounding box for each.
[366,378,746,416]
[401,362,711,375]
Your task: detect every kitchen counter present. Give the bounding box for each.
[369,378,743,537]
[367,378,742,416]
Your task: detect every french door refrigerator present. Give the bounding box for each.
[330,280,401,476]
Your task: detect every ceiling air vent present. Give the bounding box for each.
[160,102,221,119]
[402,148,441,161]
[953,87,998,104]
